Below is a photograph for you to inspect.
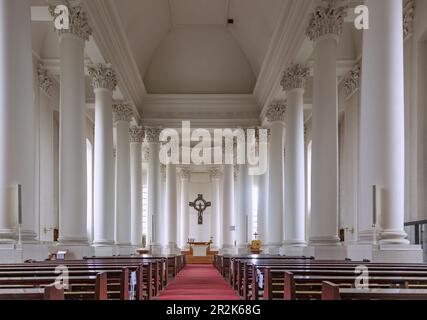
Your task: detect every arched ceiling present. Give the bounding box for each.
[112,0,286,94]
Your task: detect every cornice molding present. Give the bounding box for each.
[83,0,144,120]
[254,0,315,119]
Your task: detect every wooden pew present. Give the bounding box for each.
[321,281,427,300]
[0,284,64,300]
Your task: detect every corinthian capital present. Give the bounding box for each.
[112,103,133,123]
[49,4,92,41]
[129,126,144,143]
[266,102,286,123]
[37,64,54,97]
[209,167,222,180]
[306,0,348,42]
[144,127,162,143]
[281,64,310,91]
[404,0,415,40]
[180,168,192,180]
[88,64,118,91]
[343,63,361,98]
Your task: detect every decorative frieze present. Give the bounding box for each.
[88,64,118,91]
[306,0,348,42]
[343,63,361,98]
[37,64,54,97]
[129,126,144,143]
[144,127,162,143]
[49,4,92,41]
[403,0,415,40]
[281,64,310,91]
[112,103,133,123]
[266,102,287,123]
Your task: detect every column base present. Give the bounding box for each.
[162,243,181,255]
[309,236,342,246]
[262,243,282,255]
[151,243,163,256]
[303,245,347,260]
[235,244,250,255]
[218,245,237,255]
[347,244,423,263]
[0,242,49,263]
[114,245,137,256]
[279,244,308,256]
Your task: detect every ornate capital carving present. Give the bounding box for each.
[160,164,167,181]
[49,4,92,41]
[144,127,162,143]
[209,167,222,180]
[281,64,310,91]
[266,102,286,123]
[112,103,133,123]
[306,0,348,42]
[404,0,415,40]
[233,165,240,181]
[37,64,54,97]
[343,63,361,98]
[129,126,144,143]
[180,168,192,180]
[88,64,118,91]
[142,144,150,162]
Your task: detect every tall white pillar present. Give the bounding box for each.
[89,64,117,247]
[129,126,144,246]
[145,128,162,254]
[113,103,133,249]
[50,4,92,244]
[359,0,408,245]
[306,0,347,246]
[221,164,235,252]
[0,0,37,243]
[164,164,179,254]
[237,163,252,253]
[265,102,286,254]
[256,169,268,244]
[281,64,309,248]
[37,65,55,242]
[179,168,191,249]
[209,167,222,249]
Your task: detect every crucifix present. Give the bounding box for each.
[189,194,211,225]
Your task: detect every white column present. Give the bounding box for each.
[281,65,309,248]
[89,64,117,246]
[256,167,268,244]
[265,102,286,254]
[179,168,191,249]
[113,103,133,248]
[164,164,179,254]
[145,128,162,254]
[129,126,144,246]
[237,163,252,253]
[37,65,55,242]
[209,167,222,249]
[221,164,235,252]
[0,0,37,243]
[359,0,408,245]
[50,4,92,244]
[306,1,347,246]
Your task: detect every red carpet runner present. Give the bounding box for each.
[156,264,240,300]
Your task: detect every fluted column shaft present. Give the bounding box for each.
[50,4,92,243]
[89,64,117,246]
[0,0,37,242]
[113,104,133,246]
[306,1,347,246]
[282,65,309,247]
[265,103,286,254]
[130,127,144,246]
[359,0,408,245]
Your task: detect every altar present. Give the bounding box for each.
[188,242,210,257]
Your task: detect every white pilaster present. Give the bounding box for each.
[164,165,179,255]
[281,64,309,251]
[265,102,286,254]
[179,168,191,249]
[89,64,117,248]
[209,167,222,250]
[113,103,133,250]
[145,128,162,255]
[221,164,235,253]
[129,126,144,247]
[50,4,92,246]
[237,163,252,254]
[306,0,347,247]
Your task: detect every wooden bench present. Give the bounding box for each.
[321,281,427,300]
[0,284,64,300]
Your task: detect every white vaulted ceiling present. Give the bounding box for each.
[112,0,286,94]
